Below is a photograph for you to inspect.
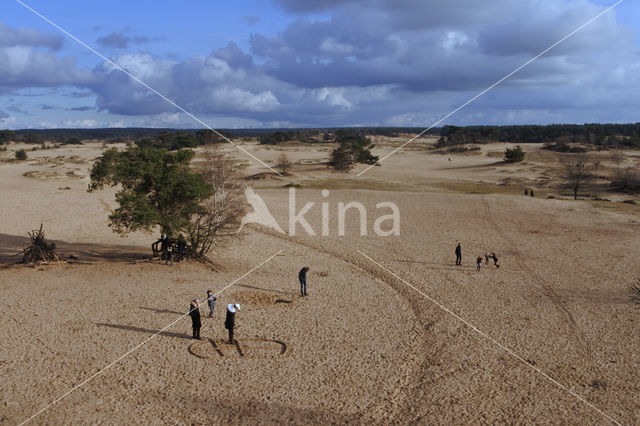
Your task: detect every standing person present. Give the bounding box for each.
[524,188,529,196]
[530,190,534,198]
[491,252,500,268]
[455,243,462,266]
[206,290,217,318]
[485,252,491,264]
[160,233,167,260]
[225,303,240,344]
[299,266,310,296]
[476,256,483,272]
[166,245,173,265]
[177,235,186,262]
[189,299,202,339]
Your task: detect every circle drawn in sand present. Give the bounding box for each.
[189,338,289,359]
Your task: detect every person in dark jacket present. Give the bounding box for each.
[189,299,202,339]
[298,267,310,296]
[225,303,240,344]
[455,243,462,266]
[177,235,186,262]
[491,252,500,268]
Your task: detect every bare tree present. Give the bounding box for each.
[562,155,599,200]
[187,147,246,258]
[276,152,292,175]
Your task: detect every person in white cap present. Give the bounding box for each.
[189,299,202,339]
[225,303,240,344]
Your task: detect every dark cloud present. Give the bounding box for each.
[96,32,150,49]
[0,22,63,50]
[96,32,132,49]
[40,104,57,110]
[213,42,253,69]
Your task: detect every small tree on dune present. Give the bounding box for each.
[562,154,599,200]
[329,131,378,171]
[276,152,292,175]
[89,147,212,239]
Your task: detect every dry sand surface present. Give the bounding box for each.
[0,141,639,424]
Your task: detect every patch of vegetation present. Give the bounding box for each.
[329,130,378,171]
[15,149,27,160]
[504,145,526,163]
[542,142,588,153]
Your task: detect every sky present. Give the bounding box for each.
[0,0,639,129]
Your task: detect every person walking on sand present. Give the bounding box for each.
[189,299,202,339]
[299,266,310,296]
[206,290,217,318]
[455,243,462,266]
[225,303,240,344]
[477,256,483,272]
[491,252,500,268]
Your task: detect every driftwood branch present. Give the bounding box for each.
[19,224,62,263]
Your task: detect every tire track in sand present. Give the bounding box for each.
[243,225,442,423]
[480,195,594,360]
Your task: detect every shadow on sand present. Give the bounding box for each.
[0,232,149,264]
[140,307,185,316]
[95,322,192,340]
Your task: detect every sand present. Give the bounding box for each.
[0,141,639,424]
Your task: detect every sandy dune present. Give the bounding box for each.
[0,141,639,424]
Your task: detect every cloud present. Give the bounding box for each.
[3,1,640,128]
[68,106,94,111]
[242,16,260,25]
[88,52,280,116]
[96,31,150,49]
[0,22,63,50]
[0,46,94,92]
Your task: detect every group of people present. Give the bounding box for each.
[188,291,241,344]
[524,188,535,197]
[455,243,500,271]
[186,266,312,343]
[155,234,187,266]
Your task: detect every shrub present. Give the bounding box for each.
[504,145,525,162]
[15,149,27,160]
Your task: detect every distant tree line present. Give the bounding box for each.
[437,124,640,148]
[134,130,233,150]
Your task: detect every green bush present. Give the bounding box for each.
[15,149,27,160]
[504,145,525,163]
